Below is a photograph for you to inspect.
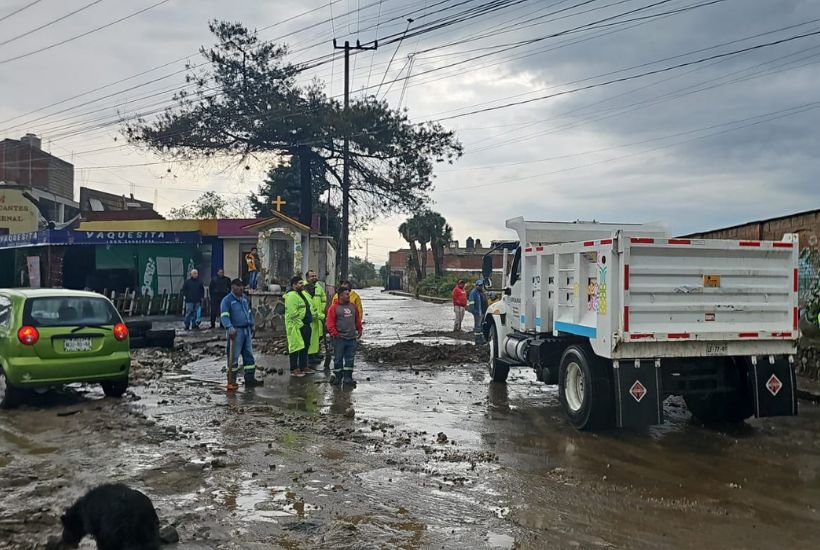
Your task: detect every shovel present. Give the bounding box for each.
[323,329,332,370]
[227,332,238,391]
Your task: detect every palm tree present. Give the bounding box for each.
[398,220,423,282]
[415,218,432,279]
[422,211,452,277]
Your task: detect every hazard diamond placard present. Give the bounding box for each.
[629,380,647,402]
[766,374,783,396]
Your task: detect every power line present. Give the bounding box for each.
[434,27,820,122]
[0,0,345,129]
[0,0,103,48]
[0,0,44,23]
[2,0,741,151]
[0,0,173,66]
[0,0,423,132]
[434,99,820,194]
[18,0,540,140]
[12,0,756,157]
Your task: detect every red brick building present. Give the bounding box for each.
[684,208,820,250]
[0,134,78,223]
[387,239,507,291]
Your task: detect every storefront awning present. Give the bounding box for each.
[0,229,201,250]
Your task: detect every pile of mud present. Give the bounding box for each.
[130,346,196,383]
[407,330,475,342]
[362,341,484,367]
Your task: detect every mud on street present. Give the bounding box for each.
[2,288,820,549]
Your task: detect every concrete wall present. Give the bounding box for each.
[221,239,257,280]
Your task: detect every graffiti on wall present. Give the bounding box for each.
[799,233,819,310]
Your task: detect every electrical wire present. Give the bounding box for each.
[0,0,103,48]
[0,0,173,66]
[0,0,44,24]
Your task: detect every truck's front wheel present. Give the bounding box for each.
[487,325,509,383]
[558,345,614,430]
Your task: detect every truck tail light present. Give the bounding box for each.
[18,326,39,345]
[113,323,129,341]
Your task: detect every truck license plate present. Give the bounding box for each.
[64,338,92,352]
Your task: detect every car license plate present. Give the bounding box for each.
[64,338,92,352]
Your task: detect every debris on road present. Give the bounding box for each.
[362,341,484,367]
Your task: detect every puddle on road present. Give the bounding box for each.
[0,427,58,455]
[487,531,515,549]
[218,479,319,523]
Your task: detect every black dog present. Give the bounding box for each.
[60,483,161,550]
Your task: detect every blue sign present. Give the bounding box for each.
[68,230,201,245]
[0,229,201,250]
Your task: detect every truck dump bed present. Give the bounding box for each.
[517,234,798,359]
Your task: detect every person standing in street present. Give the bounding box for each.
[331,280,363,321]
[304,270,327,366]
[182,269,205,331]
[209,268,232,329]
[468,279,487,344]
[284,275,317,378]
[326,288,363,387]
[245,247,259,290]
[452,279,467,332]
[220,278,262,388]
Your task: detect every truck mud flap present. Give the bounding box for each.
[749,358,798,418]
[613,360,663,428]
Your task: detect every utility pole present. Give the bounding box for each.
[333,38,376,281]
[364,238,371,262]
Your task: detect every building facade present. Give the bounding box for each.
[0,134,79,224]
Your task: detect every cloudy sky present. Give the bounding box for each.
[1,0,818,264]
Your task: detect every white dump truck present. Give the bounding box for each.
[482,217,799,430]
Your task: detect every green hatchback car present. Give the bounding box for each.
[0,289,130,408]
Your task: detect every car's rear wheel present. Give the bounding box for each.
[0,368,24,409]
[101,380,128,398]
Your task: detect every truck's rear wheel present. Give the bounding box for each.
[558,345,614,430]
[487,325,509,383]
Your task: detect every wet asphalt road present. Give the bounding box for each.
[2,288,820,549]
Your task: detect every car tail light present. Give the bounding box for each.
[18,326,39,345]
[113,323,129,341]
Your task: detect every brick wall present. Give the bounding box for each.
[388,248,505,271]
[686,210,820,250]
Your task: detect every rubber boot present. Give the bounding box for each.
[244,370,264,387]
[329,370,342,386]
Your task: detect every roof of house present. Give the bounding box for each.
[685,207,820,236]
[241,210,313,233]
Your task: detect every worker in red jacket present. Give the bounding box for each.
[326,288,363,387]
[452,279,468,332]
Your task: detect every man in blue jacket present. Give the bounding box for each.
[220,278,262,388]
[468,280,487,344]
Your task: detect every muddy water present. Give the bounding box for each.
[1,288,820,549]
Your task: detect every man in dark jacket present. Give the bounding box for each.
[208,268,232,329]
[182,269,205,331]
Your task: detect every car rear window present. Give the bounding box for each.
[23,296,121,327]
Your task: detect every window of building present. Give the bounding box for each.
[156,257,185,295]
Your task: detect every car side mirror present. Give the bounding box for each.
[504,288,511,296]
